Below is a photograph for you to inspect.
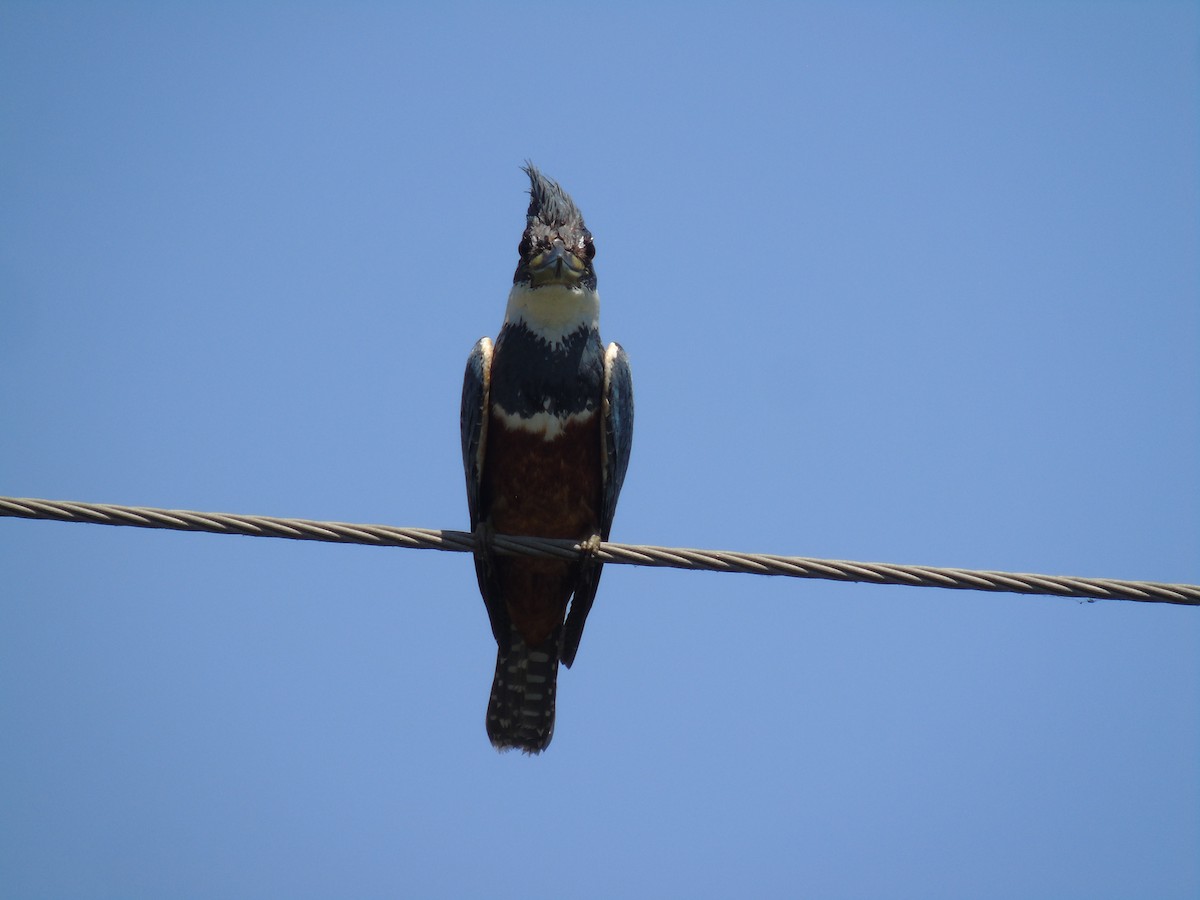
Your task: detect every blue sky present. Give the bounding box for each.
[1,3,1197,897]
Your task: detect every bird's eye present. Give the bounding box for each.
[518,236,531,258]
[583,240,596,260]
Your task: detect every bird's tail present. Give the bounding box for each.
[486,625,560,754]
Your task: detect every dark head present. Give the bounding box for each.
[514,163,597,291]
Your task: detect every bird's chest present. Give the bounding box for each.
[483,405,603,540]
[482,323,606,538]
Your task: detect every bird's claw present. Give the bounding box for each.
[473,521,495,555]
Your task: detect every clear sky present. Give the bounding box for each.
[2,3,1197,897]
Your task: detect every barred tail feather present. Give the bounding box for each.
[486,626,560,754]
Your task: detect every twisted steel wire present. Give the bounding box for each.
[1,495,1197,606]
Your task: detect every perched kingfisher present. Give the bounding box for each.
[460,164,634,753]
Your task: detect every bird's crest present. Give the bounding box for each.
[523,162,586,233]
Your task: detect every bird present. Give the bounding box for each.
[460,163,634,753]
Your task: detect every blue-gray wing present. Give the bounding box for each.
[562,341,634,668]
[461,337,493,530]
[600,342,634,540]
[462,338,510,644]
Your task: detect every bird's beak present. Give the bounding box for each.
[528,238,587,287]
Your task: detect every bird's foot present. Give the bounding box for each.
[473,520,495,555]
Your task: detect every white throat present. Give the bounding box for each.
[504,282,600,346]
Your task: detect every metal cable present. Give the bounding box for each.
[2,495,1196,607]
